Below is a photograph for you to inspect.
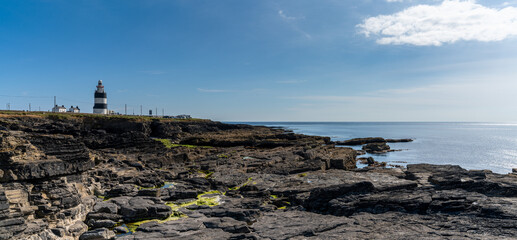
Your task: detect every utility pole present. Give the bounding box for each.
[155,107,158,117]
[162,108,164,117]
[54,96,56,106]
[125,104,127,115]
[29,103,31,112]
[140,105,142,116]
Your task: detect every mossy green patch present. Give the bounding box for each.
[298,173,307,177]
[198,190,224,197]
[193,169,214,179]
[123,211,185,233]
[166,191,222,211]
[154,139,177,148]
[115,190,223,235]
[136,184,159,190]
[228,178,253,191]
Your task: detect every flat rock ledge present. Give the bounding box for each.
[0,115,516,239]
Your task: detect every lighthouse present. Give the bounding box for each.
[93,80,108,114]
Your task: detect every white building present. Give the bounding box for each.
[68,106,80,113]
[93,80,108,114]
[52,105,67,113]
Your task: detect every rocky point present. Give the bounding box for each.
[1,112,517,239]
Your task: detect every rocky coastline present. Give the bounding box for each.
[1,113,517,239]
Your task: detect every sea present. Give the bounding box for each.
[230,122,517,174]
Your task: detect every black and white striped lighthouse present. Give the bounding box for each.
[93,80,108,114]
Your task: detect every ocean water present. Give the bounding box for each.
[233,122,517,174]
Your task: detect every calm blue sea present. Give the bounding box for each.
[230,122,517,174]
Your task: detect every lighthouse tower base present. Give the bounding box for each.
[93,109,108,114]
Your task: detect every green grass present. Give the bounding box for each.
[0,110,207,122]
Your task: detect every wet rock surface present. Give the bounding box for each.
[362,142,391,154]
[0,114,517,239]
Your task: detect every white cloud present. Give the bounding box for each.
[358,0,517,46]
[278,10,297,20]
[278,9,311,39]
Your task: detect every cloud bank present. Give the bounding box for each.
[358,0,517,46]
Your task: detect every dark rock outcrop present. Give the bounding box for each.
[362,142,391,153]
[335,137,412,145]
[1,113,517,239]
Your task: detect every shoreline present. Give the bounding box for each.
[1,114,517,239]
[241,121,517,174]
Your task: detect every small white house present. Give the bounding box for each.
[52,105,67,113]
[68,106,80,113]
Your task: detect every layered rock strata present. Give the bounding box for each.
[0,114,516,239]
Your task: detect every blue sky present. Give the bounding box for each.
[2,0,517,121]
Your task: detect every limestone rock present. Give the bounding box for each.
[79,228,115,240]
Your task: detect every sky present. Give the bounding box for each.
[2,0,517,121]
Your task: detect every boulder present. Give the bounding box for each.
[117,197,172,222]
[104,184,138,199]
[362,142,390,154]
[79,228,115,240]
